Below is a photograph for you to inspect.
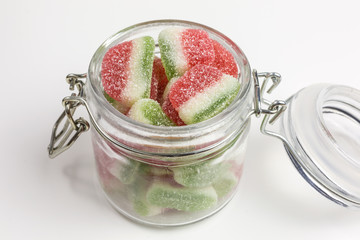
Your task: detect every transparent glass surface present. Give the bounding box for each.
[281,84,360,208]
[92,124,249,226]
[85,20,253,226]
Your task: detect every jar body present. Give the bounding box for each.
[92,121,250,226]
[85,20,253,226]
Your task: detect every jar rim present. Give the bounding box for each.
[86,19,253,157]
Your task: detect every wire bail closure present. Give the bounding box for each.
[252,69,286,118]
[251,69,288,136]
[48,73,90,158]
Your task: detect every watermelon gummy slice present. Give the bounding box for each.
[131,178,163,217]
[146,181,218,212]
[210,39,239,78]
[101,36,155,108]
[127,98,175,126]
[212,170,238,198]
[171,160,223,188]
[158,27,215,80]
[169,64,240,125]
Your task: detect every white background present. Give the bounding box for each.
[1,0,360,239]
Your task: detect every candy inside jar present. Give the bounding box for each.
[83,20,253,226]
[92,125,248,225]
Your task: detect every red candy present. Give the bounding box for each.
[101,41,132,101]
[182,29,215,69]
[169,64,223,110]
[150,70,159,101]
[151,56,168,103]
[210,39,238,78]
[162,97,185,126]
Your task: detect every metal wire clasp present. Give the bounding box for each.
[48,73,90,158]
[252,69,287,127]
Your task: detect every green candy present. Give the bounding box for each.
[171,160,222,188]
[139,164,171,177]
[128,99,175,126]
[212,171,238,198]
[131,179,163,217]
[146,181,217,212]
[193,84,240,124]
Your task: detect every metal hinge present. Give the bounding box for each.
[48,73,90,158]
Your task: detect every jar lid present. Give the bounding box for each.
[269,84,360,208]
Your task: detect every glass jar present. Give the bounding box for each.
[49,20,254,226]
[48,20,360,227]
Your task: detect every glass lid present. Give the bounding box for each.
[261,82,360,208]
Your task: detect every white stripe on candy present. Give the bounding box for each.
[178,74,239,124]
[121,38,151,107]
[159,27,188,77]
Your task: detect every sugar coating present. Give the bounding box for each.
[101,36,155,108]
[150,68,159,101]
[101,41,131,100]
[212,170,238,198]
[159,27,215,80]
[131,178,163,217]
[210,39,239,78]
[128,99,175,126]
[181,29,215,68]
[161,97,186,126]
[162,77,179,102]
[169,65,222,108]
[158,27,188,80]
[171,160,223,188]
[178,74,240,124]
[169,65,240,124]
[161,77,185,126]
[121,37,155,107]
[146,181,217,212]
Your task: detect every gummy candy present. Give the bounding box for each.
[169,64,240,124]
[99,27,243,218]
[159,28,215,80]
[171,160,222,188]
[212,170,238,198]
[128,98,175,126]
[210,39,239,78]
[101,36,155,108]
[131,179,163,217]
[161,77,186,126]
[146,181,218,212]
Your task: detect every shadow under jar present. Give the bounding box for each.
[85,20,253,226]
